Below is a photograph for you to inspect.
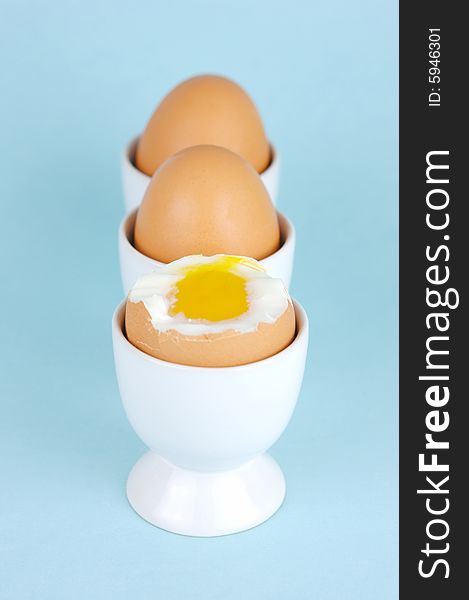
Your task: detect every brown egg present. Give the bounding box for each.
[134,145,280,263]
[125,299,295,367]
[134,75,271,176]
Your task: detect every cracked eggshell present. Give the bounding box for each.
[124,299,296,368]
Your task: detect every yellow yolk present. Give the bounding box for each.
[169,256,262,322]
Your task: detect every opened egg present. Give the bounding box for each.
[125,255,296,367]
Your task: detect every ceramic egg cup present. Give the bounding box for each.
[118,209,296,294]
[112,300,308,537]
[121,137,281,213]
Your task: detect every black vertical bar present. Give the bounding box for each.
[400,2,466,598]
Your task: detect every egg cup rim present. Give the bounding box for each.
[123,135,278,179]
[113,298,308,373]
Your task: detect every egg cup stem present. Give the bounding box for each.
[126,451,286,537]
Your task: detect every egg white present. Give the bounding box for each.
[128,255,290,336]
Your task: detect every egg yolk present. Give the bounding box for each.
[169,257,257,322]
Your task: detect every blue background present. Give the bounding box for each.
[0,1,397,598]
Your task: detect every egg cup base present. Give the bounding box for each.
[126,450,286,537]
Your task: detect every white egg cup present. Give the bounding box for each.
[118,209,295,293]
[121,136,281,213]
[112,300,308,536]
